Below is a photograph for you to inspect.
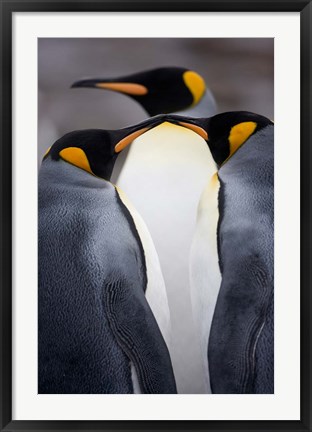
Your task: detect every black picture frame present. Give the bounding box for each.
[1,1,311,431]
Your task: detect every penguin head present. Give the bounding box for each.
[71,67,206,116]
[42,115,166,180]
[167,111,273,167]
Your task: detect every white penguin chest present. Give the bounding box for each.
[115,187,171,347]
[116,123,217,393]
[190,173,222,393]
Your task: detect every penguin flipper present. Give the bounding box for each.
[103,277,177,394]
[252,292,274,393]
[208,258,273,394]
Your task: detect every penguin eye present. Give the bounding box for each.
[228,121,257,157]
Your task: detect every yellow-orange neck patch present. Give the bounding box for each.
[228,121,257,157]
[43,146,51,159]
[59,147,94,175]
[182,71,206,106]
[95,82,148,96]
[210,171,219,186]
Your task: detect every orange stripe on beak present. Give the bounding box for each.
[178,122,208,141]
[115,127,151,153]
[95,82,148,96]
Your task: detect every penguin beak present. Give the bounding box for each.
[166,115,209,141]
[114,126,151,153]
[113,114,166,153]
[71,78,148,96]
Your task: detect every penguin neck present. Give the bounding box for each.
[219,125,273,179]
[177,89,217,117]
[40,158,114,189]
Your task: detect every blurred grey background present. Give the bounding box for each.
[38,38,274,394]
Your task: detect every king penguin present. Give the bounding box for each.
[71,67,218,393]
[167,111,274,394]
[38,116,177,394]
[71,66,216,117]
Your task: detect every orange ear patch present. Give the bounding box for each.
[59,147,93,175]
[115,127,150,153]
[95,82,148,96]
[228,121,257,157]
[182,71,206,105]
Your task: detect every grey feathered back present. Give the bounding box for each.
[38,159,177,394]
[208,125,274,394]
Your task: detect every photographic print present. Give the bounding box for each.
[38,38,274,395]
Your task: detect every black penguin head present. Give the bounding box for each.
[166,111,273,167]
[42,115,166,181]
[71,67,206,116]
